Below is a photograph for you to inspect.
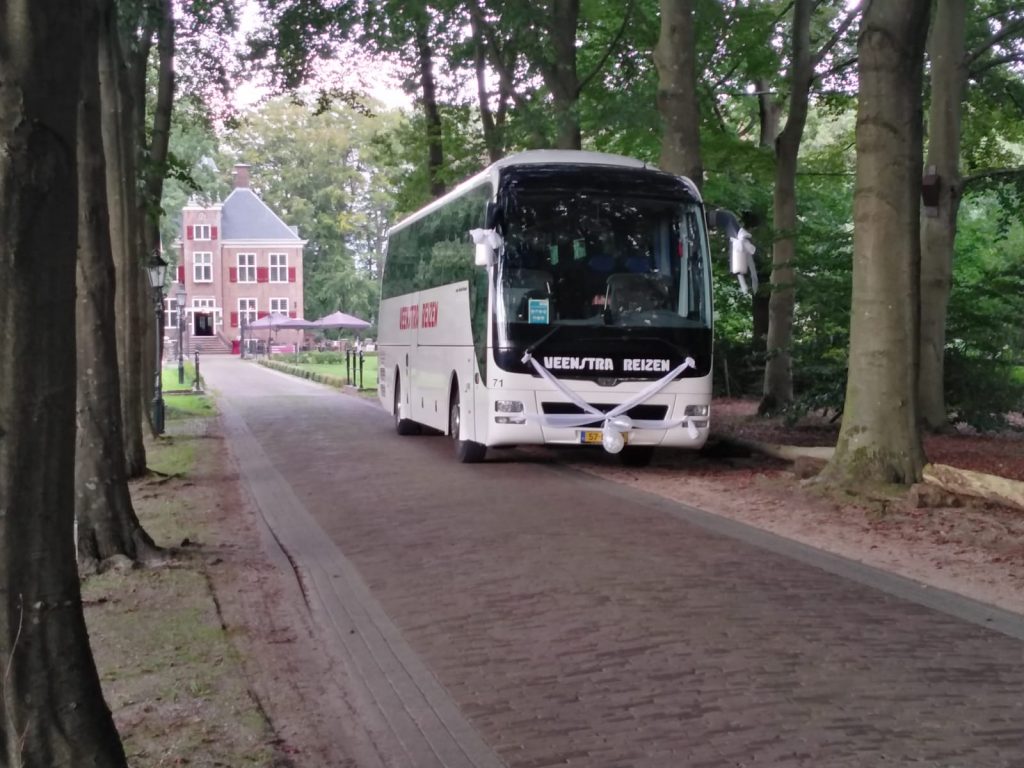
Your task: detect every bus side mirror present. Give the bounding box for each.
[470,228,502,267]
[708,207,758,295]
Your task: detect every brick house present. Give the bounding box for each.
[172,163,306,353]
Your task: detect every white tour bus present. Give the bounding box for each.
[378,149,754,465]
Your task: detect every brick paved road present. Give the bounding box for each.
[205,358,1024,768]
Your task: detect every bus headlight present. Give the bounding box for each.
[495,400,526,424]
[684,404,709,428]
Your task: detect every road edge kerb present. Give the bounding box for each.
[547,461,1024,642]
[217,396,507,768]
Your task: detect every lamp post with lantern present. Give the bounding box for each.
[147,252,168,435]
[175,285,186,384]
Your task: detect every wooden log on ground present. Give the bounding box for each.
[714,436,835,463]
[923,463,1024,512]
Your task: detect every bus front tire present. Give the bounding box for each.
[619,445,655,467]
[450,389,486,463]
[394,375,420,436]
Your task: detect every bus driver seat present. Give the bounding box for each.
[605,273,670,316]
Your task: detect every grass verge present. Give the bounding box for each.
[258,356,379,397]
[83,413,279,767]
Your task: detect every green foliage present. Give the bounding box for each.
[219,97,399,322]
[944,191,1024,427]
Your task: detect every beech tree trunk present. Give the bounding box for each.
[471,10,504,163]
[98,9,148,478]
[128,18,155,466]
[918,0,967,431]
[760,0,813,414]
[0,1,129,763]
[654,0,703,187]
[77,0,161,571]
[821,0,930,487]
[415,17,446,198]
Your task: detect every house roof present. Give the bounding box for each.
[220,187,302,242]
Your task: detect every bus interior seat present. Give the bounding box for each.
[625,254,650,273]
[587,253,615,273]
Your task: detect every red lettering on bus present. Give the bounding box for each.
[421,301,438,328]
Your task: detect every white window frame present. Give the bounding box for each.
[237,253,256,283]
[238,298,257,326]
[193,224,211,241]
[270,297,290,316]
[164,297,178,329]
[193,251,213,283]
[269,252,289,283]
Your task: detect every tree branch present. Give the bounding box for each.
[812,1,864,68]
[576,0,635,97]
[968,51,1024,79]
[965,16,1024,68]
[962,166,1024,191]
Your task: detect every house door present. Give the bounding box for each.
[194,312,214,336]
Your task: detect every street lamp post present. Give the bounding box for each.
[176,285,186,384]
[147,253,168,435]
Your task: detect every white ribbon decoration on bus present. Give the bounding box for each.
[520,351,700,451]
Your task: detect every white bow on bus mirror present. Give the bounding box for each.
[474,243,495,267]
[470,228,502,267]
[729,227,757,295]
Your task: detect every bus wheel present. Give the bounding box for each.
[394,374,419,435]
[450,388,486,463]
[619,446,655,467]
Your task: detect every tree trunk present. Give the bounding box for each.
[98,11,148,478]
[128,21,155,467]
[654,0,703,187]
[77,0,161,572]
[547,0,582,150]
[751,79,779,351]
[0,1,129,763]
[134,0,175,439]
[918,0,967,431]
[415,18,446,198]
[820,0,930,487]
[760,0,813,414]
[471,11,504,163]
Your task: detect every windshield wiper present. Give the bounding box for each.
[523,323,564,358]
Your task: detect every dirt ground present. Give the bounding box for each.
[90,396,1024,766]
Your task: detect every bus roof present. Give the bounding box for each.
[387,150,701,236]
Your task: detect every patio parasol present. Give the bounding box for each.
[313,310,371,329]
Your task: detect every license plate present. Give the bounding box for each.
[579,430,627,445]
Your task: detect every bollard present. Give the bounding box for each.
[345,349,351,385]
[359,350,365,389]
[194,351,200,389]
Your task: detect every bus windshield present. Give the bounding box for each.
[495,189,711,350]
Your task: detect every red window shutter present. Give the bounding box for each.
[211,226,218,240]
[288,266,297,283]
[186,225,194,240]
[230,311,238,328]
[229,267,237,283]
[177,265,185,283]
[289,310,297,319]
[257,310,268,319]
[257,267,269,283]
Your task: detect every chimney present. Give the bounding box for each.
[233,163,251,189]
